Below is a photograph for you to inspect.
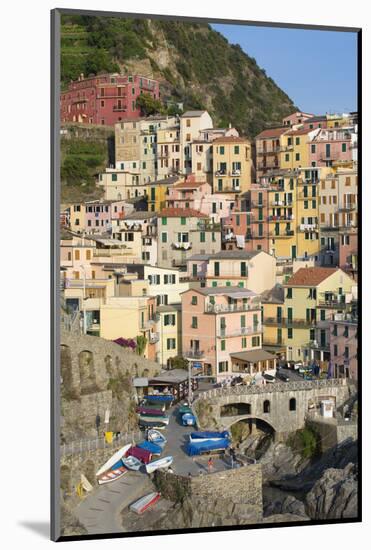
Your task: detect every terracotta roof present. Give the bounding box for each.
[213,136,249,144]
[286,267,338,287]
[255,127,287,139]
[285,128,314,136]
[157,207,208,218]
[173,180,206,189]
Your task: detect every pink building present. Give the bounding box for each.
[282,111,315,127]
[309,128,353,167]
[84,200,128,233]
[166,176,234,223]
[302,115,328,131]
[329,313,358,380]
[339,231,358,282]
[181,287,265,381]
[60,73,160,126]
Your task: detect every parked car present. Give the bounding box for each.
[286,361,303,371]
[262,373,275,383]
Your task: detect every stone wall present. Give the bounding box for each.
[154,464,263,525]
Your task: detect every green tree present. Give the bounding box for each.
[168,356,188,370]
[136,93,165,116]
[135,335,147,356]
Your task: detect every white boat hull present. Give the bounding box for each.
[97,466,127,485]
[145,456,173,474]
[96,443,132,477]
[130,492,161,514]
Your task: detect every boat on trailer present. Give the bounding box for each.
[96,444,132,477]
[130,492,161,514]
[145,455,173,474]
[147,429,167,448]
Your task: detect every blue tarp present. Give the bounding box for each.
[137,440,163,454]
[186,438,230,456]
[190,431,230,440]
[144,394,174,402]
[182,413,196,426]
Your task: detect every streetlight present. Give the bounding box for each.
[80,264,87,334]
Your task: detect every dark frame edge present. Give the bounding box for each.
[51,7,62,543]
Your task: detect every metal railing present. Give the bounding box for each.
[217,325,262,338]
[60,430,142,457]
[205,303,261,314]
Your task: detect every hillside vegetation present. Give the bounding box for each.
[61,15,296,138]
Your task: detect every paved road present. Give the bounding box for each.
[75,400,233,534]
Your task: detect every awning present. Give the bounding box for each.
[230,350,276,362]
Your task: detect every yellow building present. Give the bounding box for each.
[261,285,286,357]
[69,203,86,233]
[283,267,355,362]
[156,304,182,367]
[280,128,320,170]
[212,136,252,194]
[146,176,180,212]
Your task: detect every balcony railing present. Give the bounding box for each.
[299,223,318,232]
[270,200,293,207]
[183,349,205,359]
[338,203,356,212]
[206,303,261,314]
[263,317,316,327]
[268,215,295,222]
[217,325,262,338]
[269,230,295,238]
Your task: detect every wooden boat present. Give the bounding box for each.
[130,492,161,514]
[145,455,173,474]
[122,455,142,471]
[96,443,131,477]
[147,429,167,447]
[97,460,127,485]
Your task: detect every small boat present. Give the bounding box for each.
[136,406,167,416]
[97,460,128,485]
[137,440,163,455]
[139,414,169,425]
[182,413,196,426]
[126,445,152,464]
[178,404,193,416]
[130,492,161,514]
[145,456,173,474]
[140,401,166,412]
[147,429,167,447]
[96,443,132,477]
[139,419,167,429]
[122,455,142,471]
[189,431,230,443]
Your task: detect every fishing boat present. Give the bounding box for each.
[147,429,167,448]
[139,414,169,425]
[96,444,132,477]
[126,445,152,464]
[139,419,167,430]
[122,455,142,471]
[137,440,162,455]
[140,401,166,412]
[182,412,196,426]
[129,492,161,514]
[145,455,173,474]
[97,459,128,485]
[186,438,229,456]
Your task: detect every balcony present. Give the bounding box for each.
[269,230,295,238]
[268,215,295,222]
[263,317,316,327]
[318,299,347,309]
[299,223,317,232]
[172,242,192,250]
[206,303,261,314]
[339,223,357,232]
[215,170,227,177]
[256,146,280,155]
[270,200,293,207]
[217,325,262,338]
[149,332,160,344]
[113,105,127,112]
[307,340,330,352]
[183,349,205,359]
[230,170,241,176]
[250,201,266,208]
[320,225,340,232]
[216,186,240,193]
[338,203,357,212]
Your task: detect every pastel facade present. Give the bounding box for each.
[309,128,353,168]
[156,305,182,367]
[61,73,160,126]
[157,208,221,269]
[280,128,320,170]
[255,127,287,179]
[97,169,142,201]
[180,111,213,174]
[213,136,252,194]
[181,287,263,381]
[146,176,180,212]
[329,313,358,380]
[157,126,181,179]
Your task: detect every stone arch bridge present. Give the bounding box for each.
[193,379,357,441]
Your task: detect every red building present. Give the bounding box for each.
[60,73,160,126]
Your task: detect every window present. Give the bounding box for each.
[285,153,289,162]
[241,337,247,349]
[304,200,309,210]
[234,145,239,154]
[111,173,117,182]
[311,144,316,153]
[295,153,300,161]
[221,340,226,351]
[212,281,217,287]
[167,338,176,350]
[334,344,338,356]
[186,133,191,142]
[191,317,198,329]
[191,296,198,305]
[214,262,220,276]
[344,326,349,337]
[289,398,296,411]
[162,217,167,225]
[220,146,225,155]
[286,288,292,299]
[101,100,105,107]
[288,328,293,339]
[186,119,191,127]
[342,143,347,152]
[240,315,246,328]
[344,346,349,358]
[295,137,300,145]
[218,361,228,373]
[74,250,80,260]
[236,214,240,226]
[142,161,146,169]
[181,217,186,225]
[200,232,206,243]
[164,314,175,326]
[320,309,326,321]
[252,336,260,347]
[263,400,270,413]
[192,264,197,277]
[312,200,317,209]
[86,250,91,260]
[161,232,167,243]
[240,262,247,277]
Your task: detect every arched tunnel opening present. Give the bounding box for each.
[230,418,275,461]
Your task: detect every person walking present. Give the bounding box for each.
[207,457,214,473]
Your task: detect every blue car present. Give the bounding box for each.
[182,412,196,426]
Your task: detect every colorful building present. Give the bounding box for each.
[60,73,160,125]
[329,311,358,380]
[212,136,252,194]
[255,127,287,179]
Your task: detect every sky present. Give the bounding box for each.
[212,24,358,115]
